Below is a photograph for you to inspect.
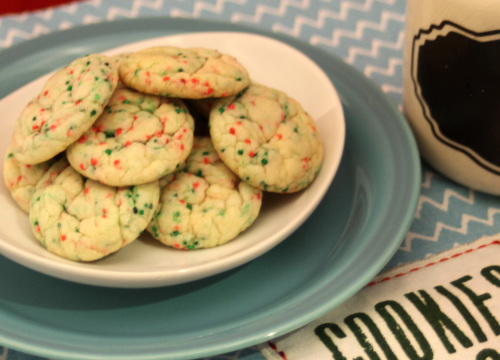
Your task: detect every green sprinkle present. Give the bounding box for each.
[173,211,181,223]
[7,152,13,158]
[186,204,192,210]
[94,94,101,101]
[122,100,131,104]
[105,149,112,155]
[218,107,225,114]
[172,230,180,236]
[261,158,268,165]
[237,150,244,155]
[104,131,115,138]
[67,85,73,91]
[90,109,97,117]
[196,169,203,177]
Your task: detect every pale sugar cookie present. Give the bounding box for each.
[118,46,250,99]
[67,87,194,186]
[3,140,54,212]
[209,82,324,193]
[29,158,159,262]
[11,54,119,165]
[147,136,262,250]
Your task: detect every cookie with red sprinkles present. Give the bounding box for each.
[209,82,324,193]
[29,158,160,262]
[3,140,55,212]
[11,54,119,165]
[66,87,194,186]
[147,136,262,249]
[118,46,250,99]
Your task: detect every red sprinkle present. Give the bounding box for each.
[78,134,88,143]
[229,128,236,135]
[90,158,98,166]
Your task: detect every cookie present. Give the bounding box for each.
[3,140,54,212]
[66,87,194,186]
[209,82,324,193]
[118,46,250,99]
[147,136,262,250]
[11,54,119,165]
[29,158,159,261]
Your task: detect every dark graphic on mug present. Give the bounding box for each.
[411,21,500,174]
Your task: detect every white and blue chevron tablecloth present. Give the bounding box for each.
[0,1,499,359]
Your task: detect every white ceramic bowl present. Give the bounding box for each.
[0,32,345,288]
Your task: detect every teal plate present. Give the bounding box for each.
[0,18,420,360]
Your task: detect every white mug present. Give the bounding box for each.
[402,0,500,195]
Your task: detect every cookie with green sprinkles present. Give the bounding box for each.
[209,82,324,193]
[29,158,160,262]
[147,136,262,250]
[11,54,119,165]
[118,46,250,99]
[66,87,194,186]
[3,140,54,212]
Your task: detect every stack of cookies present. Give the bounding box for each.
[3,45,323,262]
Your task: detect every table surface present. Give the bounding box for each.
[0,1,499,359]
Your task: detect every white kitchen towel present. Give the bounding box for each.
[261,234,500,360]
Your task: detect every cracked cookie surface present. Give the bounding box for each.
[3,140,54,212]
[209,82,324,193]
[118,46,250,99]
[29,158,159,261]
[67,87,194,186]
[11,54,119,165]
[147,136,262,249]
